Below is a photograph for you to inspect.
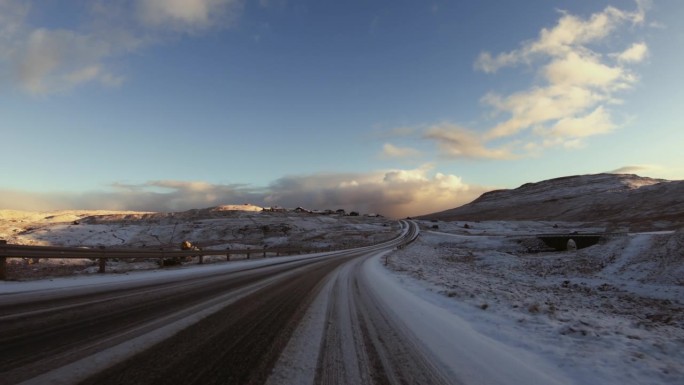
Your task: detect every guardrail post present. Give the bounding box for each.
[199,254,204,264]
[0,257,6,280]
[99,257,106,274]
[246,248,250,259]
[263,246,267,258]
[0,240,7,280]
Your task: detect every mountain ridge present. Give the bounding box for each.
[419,173,684,230]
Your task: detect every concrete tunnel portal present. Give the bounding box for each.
[537,234,603,251]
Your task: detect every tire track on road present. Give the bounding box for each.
[0,258,336,384]
[79,255,357,385]
[314,251,451,385]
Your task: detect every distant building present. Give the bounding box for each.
[312,209,334,215]
[263,206,287,213]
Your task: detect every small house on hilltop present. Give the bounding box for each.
[263,206,287,213]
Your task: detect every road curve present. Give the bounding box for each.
[310,251,451,385]
[0,221,444,385]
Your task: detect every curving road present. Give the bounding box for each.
[1,221,452,385]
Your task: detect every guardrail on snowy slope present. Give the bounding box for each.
[0,243,324,280]
[0,222,417,280]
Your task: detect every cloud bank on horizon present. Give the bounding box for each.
[0,167,486,218]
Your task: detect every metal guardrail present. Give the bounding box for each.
[0,243,323,280]
[0,222,413,280]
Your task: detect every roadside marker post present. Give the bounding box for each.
[0,240,6,280]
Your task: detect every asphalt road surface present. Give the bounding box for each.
[0,221,454,385]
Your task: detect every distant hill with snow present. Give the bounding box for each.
[0,205,396,250]
[420,174,684,230]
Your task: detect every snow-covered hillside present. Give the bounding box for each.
[0,206,398,279]
[388,220,684,385]
[420,174,684,230]
[0,206,396,250]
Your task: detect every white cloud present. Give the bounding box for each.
[417,3,649,160]
[469,2,649,153]
[338,180,359,188]
[0,1,129,94]
[607,164,684,181]
[609,164,684,180]
[546,106,616,138]
[0,0,242,95]
[424,123,516,160]
[10,28,125,95]
[475,4,645,73]
[148,180,217,192]
[609,165,659,175]
[137,0,241,31]
[542,52,626,89]
[0,167,486,218]
[381,143,421,158]
[617,42,649,63]
[474,51,518,74]
[482,85,605,140]
[528,6,640,56]
[0,0,27,42]
[266,166,482,217]
[105,180,261,212]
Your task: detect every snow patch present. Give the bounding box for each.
[383,221,684,385]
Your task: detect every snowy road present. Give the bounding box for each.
[0,221,570,385]
[0,222,415,384]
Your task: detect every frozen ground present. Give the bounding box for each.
[2,210,683,384]
[0,208,396,250]
[0,208,397,280]
[385,220,684,385]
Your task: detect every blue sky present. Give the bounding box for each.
[1,0,682,217]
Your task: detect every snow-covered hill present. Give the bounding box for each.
[420,174,684,230]
[0,206,397,251]
[388,221,684,385]
[0,206,399,279]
